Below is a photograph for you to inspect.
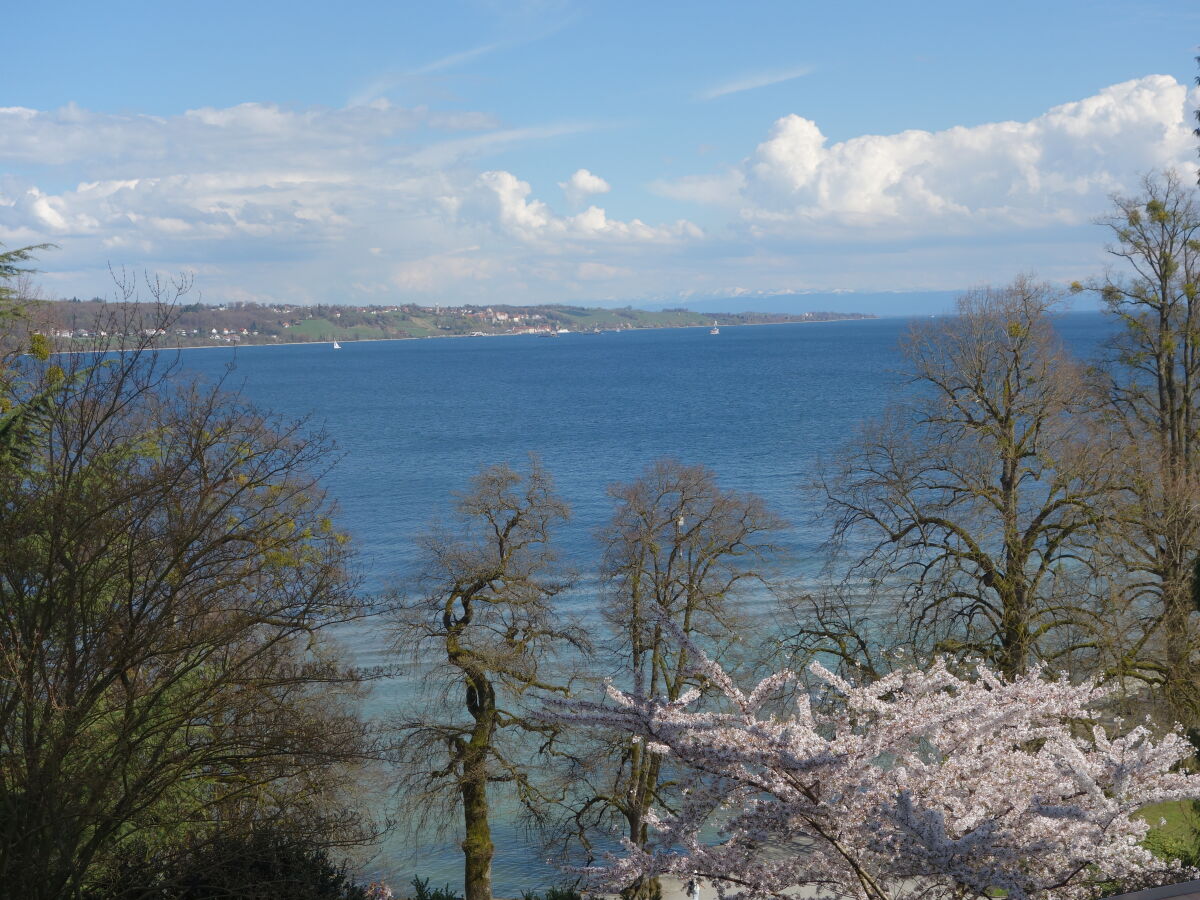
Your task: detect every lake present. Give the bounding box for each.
[177,311,1116,892]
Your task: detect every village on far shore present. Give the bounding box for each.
[32,298,875,348]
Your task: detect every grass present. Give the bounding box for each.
[1139,800,1200,865]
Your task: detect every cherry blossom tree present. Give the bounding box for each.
[547,620,1200,900]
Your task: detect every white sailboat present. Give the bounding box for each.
[332,340,341,349]
[709,322,720,335]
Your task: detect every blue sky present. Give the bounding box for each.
[2,0,1198,313]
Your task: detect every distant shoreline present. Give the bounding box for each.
[149,316,879,353]
[45,316,878,358]
[34,297,876,355]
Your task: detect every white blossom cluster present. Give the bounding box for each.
[547,630,1200,900]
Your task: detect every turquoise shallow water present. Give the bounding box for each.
[176,312,1115,892]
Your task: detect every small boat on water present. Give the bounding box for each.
[710,323,720,335]
[332,340,341,349]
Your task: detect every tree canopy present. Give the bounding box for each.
[0,319,374,899]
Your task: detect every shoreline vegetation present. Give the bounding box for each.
[26,297,875,351]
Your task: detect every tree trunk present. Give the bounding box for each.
[1161,570,1200,727]
[461,761,493,900]
[998,591,1032,681]
[998,439,1032,680]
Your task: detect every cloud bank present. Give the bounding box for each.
[1,75,1197,306]
[661,75,1200,238]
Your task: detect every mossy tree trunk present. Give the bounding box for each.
[391,461,583,900]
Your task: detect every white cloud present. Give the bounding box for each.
[698,65,813,100]
[475,170,554,234]
[0,99,612,303]
[559,168,611,206]
[666,75,1200,237]
[0,101,497,173]
[2,75,1199,306]
[464,170,702,243]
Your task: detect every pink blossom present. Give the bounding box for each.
[547,629,1200,900]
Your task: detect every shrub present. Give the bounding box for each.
[85,828,372,900]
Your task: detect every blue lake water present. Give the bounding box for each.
[176,311,1117,892]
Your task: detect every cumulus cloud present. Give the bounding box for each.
[0,98,611,302]
[559,168,610,206]
[662,75,1200,236]
[463,170,701,243]
[3,75,1199,305]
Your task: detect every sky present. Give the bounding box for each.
[1,0,1199,314]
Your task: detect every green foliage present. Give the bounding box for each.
[408,876,461,900]
[1143,829,1200,867]
[0,241,55,308]
[1140,800,1200,867]
[1148,199,1170,224]
[0,242,52,281]
[0,349,369,900]
[521,887,583,900]
[85,827,373,900]
[28,332,50,360]
[0,363,96,468]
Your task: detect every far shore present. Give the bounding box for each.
[113,315,880,354]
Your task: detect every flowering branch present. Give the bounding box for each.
[545,612,1200,900]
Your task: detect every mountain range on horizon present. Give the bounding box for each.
[635,287,1106,317]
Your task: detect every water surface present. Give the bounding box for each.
[176,312,1115,891]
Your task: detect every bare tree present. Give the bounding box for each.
[1089,170,1200,726]
[551,459,784,883]
[0,333,374,900]
[388,460,585,900]
[811,278,1111,680]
